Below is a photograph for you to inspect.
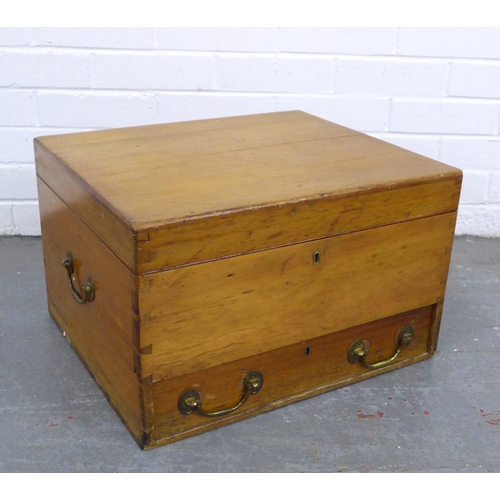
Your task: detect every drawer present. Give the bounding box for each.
[150,305,437,448]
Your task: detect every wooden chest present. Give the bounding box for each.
[34,111,462,449]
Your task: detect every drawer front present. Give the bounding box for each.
[149,305,436,448]
[139,212,456,381]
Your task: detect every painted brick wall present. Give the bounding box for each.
[1,27,499,236]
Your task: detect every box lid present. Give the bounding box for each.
[34,111,462,275]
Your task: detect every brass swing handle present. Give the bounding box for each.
[62,251,95,304]
[178,370,264,417]
[348,326,414,369]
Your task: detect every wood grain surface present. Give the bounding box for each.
[149,305,434,448]
[34,144,136,272]
[35,111,462,273]
[37,178,145,444]
[139,212,456,382]
[34,111,462,449]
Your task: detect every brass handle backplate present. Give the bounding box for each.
[348,326,414,369]
[62,251,95,304]
[178,369,264,417]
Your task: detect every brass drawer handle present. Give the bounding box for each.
[348,325,414,369]
[178,369,264,417]
[62,251,95,304]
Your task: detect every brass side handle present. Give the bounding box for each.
[62,251,95,304]
[178,369,264,417]
[348,326,414,369]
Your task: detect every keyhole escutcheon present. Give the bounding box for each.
[313,251,321,265]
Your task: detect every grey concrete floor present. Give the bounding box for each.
[0,235,499,473]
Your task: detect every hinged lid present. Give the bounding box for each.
[34,111,462,275]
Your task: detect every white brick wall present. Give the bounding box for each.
[389,99,499,135]
[1,27,499,236]
[334,58,450,97]
[38,92,157,128]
